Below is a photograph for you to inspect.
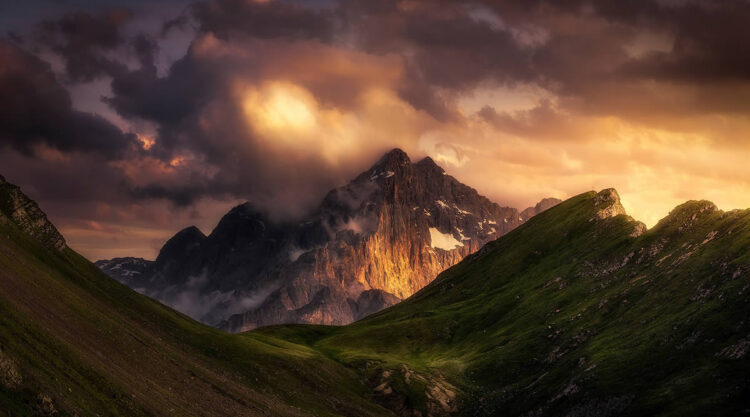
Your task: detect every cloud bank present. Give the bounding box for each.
[2,0,750,259]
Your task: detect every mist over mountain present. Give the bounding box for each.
[97,149,560,328]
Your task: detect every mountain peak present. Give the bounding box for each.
[672,200,718,215]
[155,225,206,265]
[415,156,444,173]
[373,148,411,169]
[176,225,206,239]
[593,188,626,219]
[227,201,266,218]
[654,200,719,232]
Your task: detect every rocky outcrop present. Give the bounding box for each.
[590,188,647,237]
[101,150,559,330]
[593,188,627,219]
[0,174,66,251]
[0,349,22,389]
[370,364,458,417]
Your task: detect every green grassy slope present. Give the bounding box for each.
[0,218,394,416]
[264,190,750,416]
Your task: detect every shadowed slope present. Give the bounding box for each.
[0,181,393,416]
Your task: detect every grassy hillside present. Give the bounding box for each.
[1,184,749,416]
[263,190,750,416]
[0,216,393,416]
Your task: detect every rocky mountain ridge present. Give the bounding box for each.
[98,149,561,330]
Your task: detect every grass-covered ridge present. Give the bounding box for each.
[1,184,748,416]
[265,189,750,416]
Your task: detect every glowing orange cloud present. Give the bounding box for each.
[242,82,318,136]
[238,80,434,165]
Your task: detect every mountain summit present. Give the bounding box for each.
[101,149,559,329]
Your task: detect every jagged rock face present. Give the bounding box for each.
[588,188,647,237]
[0,175,66,251]
[102,150,557,330]
[305,150,522,300]
[94,257,154,287]
[593,188,627,219]
[224,150,526,331]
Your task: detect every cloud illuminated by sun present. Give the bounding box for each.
[238,81,428,165]
[242,82,318,134]
[136,134,155,150]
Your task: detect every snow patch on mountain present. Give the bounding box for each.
[370,170,396,181]
[429,227,464,250]
[456,227,471,241]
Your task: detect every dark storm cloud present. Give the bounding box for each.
[106,45,214,128]
[618,2,750,83]
[0,40,136,158]
[132,33,158,70]
[99,35,351,212]
[160,0,531,121]
[189,0,334,41]
[88,0,750,212]
[334,0,534,120]
[334,0,750,118]
[3,0,750,258]
[529,0,750,84]
[90,0,352,210]
[107,0,334,134]
[34,9,133,82]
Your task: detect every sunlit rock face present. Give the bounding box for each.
[222,149,527,331]
[99,150,558,331]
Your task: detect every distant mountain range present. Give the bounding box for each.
[2,172,748,416]
[97,149,560,330]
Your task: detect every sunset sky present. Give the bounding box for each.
[2,0,749,260]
